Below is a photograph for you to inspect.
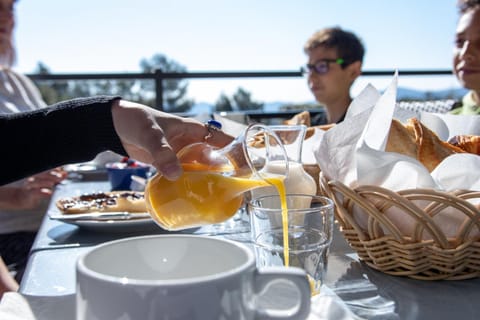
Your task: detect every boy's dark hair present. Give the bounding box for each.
[304,27,365,66]
[458,0,480,13]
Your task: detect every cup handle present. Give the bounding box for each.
[253,266,311,320]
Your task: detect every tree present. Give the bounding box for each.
[32,54,193,113]
[214,93,234,112]
[139,54,194,113]
[213,87,264,113]
[232,87,264,111]
[33,62,70,104]
[32,62,140,104]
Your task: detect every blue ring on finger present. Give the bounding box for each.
[204,119,222,141]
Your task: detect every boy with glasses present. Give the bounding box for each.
[302,27,365,124]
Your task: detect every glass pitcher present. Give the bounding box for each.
[250,125,317,209]
[145,123,289,231]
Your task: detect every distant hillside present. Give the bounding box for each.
[396,87,468,101]
[190,87,469,114]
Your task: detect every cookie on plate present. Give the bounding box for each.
[56,191,146,214]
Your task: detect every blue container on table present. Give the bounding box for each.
[106,162,150,191]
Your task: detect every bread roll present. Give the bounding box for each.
[386,118,466,172]
[448,135,480,155]
[385,119,418,159]
[283,110,311,126]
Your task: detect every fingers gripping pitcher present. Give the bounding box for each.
[145,123,289,230]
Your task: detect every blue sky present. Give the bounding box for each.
[14,0,461,104]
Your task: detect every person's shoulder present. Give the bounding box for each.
[0,68,38,91]
[447,91,480,114]
[3,68,29,80]
[449,102,465,114]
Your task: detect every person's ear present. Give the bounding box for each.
[347,61,362,80]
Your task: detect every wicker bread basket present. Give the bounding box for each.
[319,173,480,280]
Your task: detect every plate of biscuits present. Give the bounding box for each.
[49,191,159,232]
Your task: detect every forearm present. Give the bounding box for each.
[0,256,18,299]
[0,186,19,209]
[0,96,127,185]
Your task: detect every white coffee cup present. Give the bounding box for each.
[76,234,311,320]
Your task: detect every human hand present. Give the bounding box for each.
[0,167,67,210]
[111,100,233,180]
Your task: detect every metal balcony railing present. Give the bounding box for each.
[27,69,454,111]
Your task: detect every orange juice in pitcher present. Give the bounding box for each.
[145,124,289,231]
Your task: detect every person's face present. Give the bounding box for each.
[453,7,480,91]
[305,46,360,106]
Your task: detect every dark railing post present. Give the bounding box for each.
[154,68,164,110]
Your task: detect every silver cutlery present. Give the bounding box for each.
[49,211,151,221]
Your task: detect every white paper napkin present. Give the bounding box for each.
[308,286,363,320]
[315,72,480,192]
[0,292,75,320]
[420,112,480,140]
[0,286,360,320]
[314,73,480,240]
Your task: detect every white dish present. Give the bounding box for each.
[63,163,101,173]
[64,152,124,173]
[48,211,159,233]
[63,163,108,181]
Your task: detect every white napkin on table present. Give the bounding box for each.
[0,287,360,320]
[308,286,363,320]
[0,292,75,320]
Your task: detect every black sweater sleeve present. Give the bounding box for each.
[0,96,127,185]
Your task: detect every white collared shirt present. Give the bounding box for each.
[0,67,47,114]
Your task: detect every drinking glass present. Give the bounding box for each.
[248,194,334,295]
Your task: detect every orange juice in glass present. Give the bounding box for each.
[249,194,334,296]
[145,124,289,231]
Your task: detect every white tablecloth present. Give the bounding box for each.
[0,286,361,320]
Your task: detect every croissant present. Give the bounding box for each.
[448,135,480,155]
[409,118,466,171]
[385,119,418,160]
[386,118,465,172]
[283,110,311,126]
[305,124,336,139]
[276,112,476,173]
[249,111,334,147]
[284,111,336,140]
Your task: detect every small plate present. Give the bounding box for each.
[63,163,100,172]
[48,211,159,233]
[63,163,108,181]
